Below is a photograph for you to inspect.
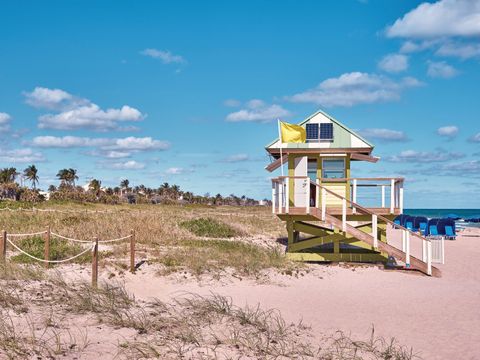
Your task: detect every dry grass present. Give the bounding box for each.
[1,203,291,276]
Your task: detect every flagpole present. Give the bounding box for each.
[277,119,284,177]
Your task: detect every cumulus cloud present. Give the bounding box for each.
[427,61,459,78]
[226,99,290,123]
[165,167,193,175]
[105,160,145,170]
[469,132,480,142]
[141,48,186,64]
[386,149,465,163]
[31,136,170,158]
[224,99,241,107]
[436,41,480,59]
[357,128,409,142]
[386,0,480,38]
[378,54,409,73]
[24,87,144,132]
[220,154,250,163]
[0,148,45,163]
[286,72,422,107]
[437,125,459,138]
[442,160,480,173]
[0,112,11,132]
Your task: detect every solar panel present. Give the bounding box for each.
[320,123,333,140]
[306,123,318,140]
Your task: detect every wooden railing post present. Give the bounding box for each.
[381,185,385,208]
[390,179,395,214]
[315,179,320,209]
[422,239,427,262]
[399,181,404,214]
[92,237,98,288]
[285,178,290,214]
[352,179,357,214]
[405,231,410,267]
[427,240,432,276]
[306,178,310,214]
[372,214,378,249]
[321,188,326,221]
[342,198,347,232]
[279,180,283,214]
[130,229,136,273]
[401,229,406,252]
[271,182,276,214]
[1,230,6,263]
[44,226,50,269]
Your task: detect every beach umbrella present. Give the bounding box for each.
[446,213,461,220]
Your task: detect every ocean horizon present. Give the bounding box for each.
[405,209,480,219]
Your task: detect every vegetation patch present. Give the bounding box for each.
[10,236,91,264]
[157,239,290,276]
[180,217,240,238]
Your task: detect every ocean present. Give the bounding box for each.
[405,209,480,219]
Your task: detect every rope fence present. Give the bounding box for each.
[0,227,136,287]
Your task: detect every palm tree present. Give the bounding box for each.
[23,165,39,189]
[56,169,70,185]
[89,179,101,196]
[67,168,78,186]
[0,167,18,184]
[120,179,129,195]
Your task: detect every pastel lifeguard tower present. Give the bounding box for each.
[266,110,440,276]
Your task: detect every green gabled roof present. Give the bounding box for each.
[265,109,374,149]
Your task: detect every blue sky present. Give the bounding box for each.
[0,0,479,207]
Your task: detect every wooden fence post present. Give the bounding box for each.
[130,229,136,274]
[1,230,6,263]
[44,226,50,268]
[92,237,98,288]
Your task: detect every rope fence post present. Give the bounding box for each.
[44,226,50,269]
[92,237,98,288]
[130,229,135,274]
[1,230,6,263]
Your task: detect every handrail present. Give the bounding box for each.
[308,179,428,244]
[275,176,404,182]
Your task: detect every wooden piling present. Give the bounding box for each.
[130,229,136,273]
[92,237,98,287]
[44,226,50,268]
[1,230,6,263]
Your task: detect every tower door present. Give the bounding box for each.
[293,156,308,208]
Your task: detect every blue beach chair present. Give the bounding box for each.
[445,225,456,240]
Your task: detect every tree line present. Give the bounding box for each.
[0,166,266,206]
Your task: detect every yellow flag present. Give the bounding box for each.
[280,121,306,143]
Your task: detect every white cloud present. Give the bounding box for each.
[286,72,422,107]
[165,167,193,175]
[437,125,459,138]
[357,128,409,142]
[386,149,465,163]
[0,112,11,132]
[31,136,170,153]
[106,160,145,170]
[427,61,459,78]
[436,41,480,59]
[469,132,480,142]
[386,0,480,38]
[24,87,144,132]
[378,54,409,73]
[224,99,241,107]
[24,87,77,110]
[226,100,290,123]
[442,160,480,172]
[141,48,186,64]
[221,154,250,163]
[0,148,45,163]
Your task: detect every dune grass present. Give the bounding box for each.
[179,217,240,238]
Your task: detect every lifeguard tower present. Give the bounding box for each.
[266,110,440,277]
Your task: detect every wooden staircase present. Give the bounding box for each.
[274,177,441,277]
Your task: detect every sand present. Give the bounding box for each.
[119,226,480,360]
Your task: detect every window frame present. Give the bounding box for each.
[322,158,345,180]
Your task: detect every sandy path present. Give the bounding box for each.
[122,228,480,360]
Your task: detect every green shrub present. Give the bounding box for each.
[180,218,239,238]
[10,236,91,264]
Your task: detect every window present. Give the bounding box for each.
[319,123,334,140]
[306,124,319,142]
[307,159,317,182]
[322,159,345,179]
